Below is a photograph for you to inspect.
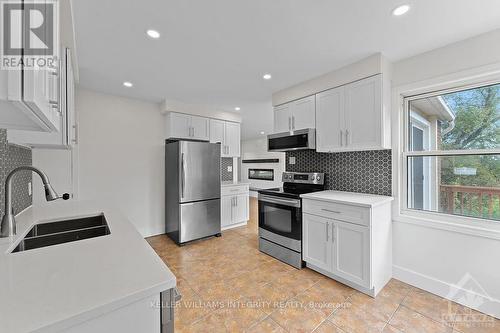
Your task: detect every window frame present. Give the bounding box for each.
[399,77,500,231]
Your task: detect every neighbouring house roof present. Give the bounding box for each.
[411,96,455,121]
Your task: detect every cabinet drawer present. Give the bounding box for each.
[221,185,249,196]
[303,199,370,226]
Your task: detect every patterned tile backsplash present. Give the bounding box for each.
[286,149,392,196]
[0,129,32,218]
[221,157,234,181]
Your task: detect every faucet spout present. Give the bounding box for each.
[1,166,70,238]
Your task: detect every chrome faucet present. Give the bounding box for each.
[1,166,70,238]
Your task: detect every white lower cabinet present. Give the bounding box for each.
[302,197,392,297]
[221,185,249,229]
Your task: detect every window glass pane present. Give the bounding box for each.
[407,155,500,220]
[408,83,500,151]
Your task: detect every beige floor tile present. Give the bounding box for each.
[246,317,286,333]
[452,307,500,333]
[174,292,213,327]
[316,277,356,299]
[402,288,460,326]
[244,282,296,315]
[348,289,401,322]
[381,324,403,333]
[313,320,346,332]
[383,279,416,297]
[389,306,452,333]
[270,298,327,333]
[296,283,350,317]
[187,298,267,333]
[329,302,388,333]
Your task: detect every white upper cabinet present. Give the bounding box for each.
[8,48,77,148]
[273,104,292,133]
[316,74,389,153]
[273,95,315,133]
[209,119,240,157]
[165,112,209,141]
[225,121,240,157]
[344,75,382,150]
[316,86,345,152]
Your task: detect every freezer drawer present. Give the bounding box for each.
[179,199,221,243]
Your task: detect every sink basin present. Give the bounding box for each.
[12,215,110,253]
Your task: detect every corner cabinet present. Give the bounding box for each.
[302,194,393,297]
[209,119,240,157]
[221,184,249,229]
[165,112,209,141]
[316,74,390,153]
[273,95,315,133]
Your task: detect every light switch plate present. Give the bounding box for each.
[289,157,296,165]
[227,166,233,172]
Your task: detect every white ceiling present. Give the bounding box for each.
[72,0,500,140]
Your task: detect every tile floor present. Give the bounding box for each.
[147,198,499,333]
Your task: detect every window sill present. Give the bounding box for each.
[395,210,500,241]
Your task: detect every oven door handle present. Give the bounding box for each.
[259,195,301,208]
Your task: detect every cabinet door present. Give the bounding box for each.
[331,220,370,288]
[273,104,292,133]
[303,214,331,272]
[344,75,382,150]
[221,196,233,228]
[232,194,249,224]
[315,86,345,152]
[291,96,315,131]
[168,113,191,139]
[209,119,225,144]
[190,115,209,141]
[225,122,240,157]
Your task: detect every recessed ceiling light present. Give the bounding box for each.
[146,29,160,39]
[262,74,272,80]
[123,81,133,88]
[234,107,241,111]
[392,4,410,16]
[260,131,265,135]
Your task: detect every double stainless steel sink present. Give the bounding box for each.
[12,214,110,253]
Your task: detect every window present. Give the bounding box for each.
[404,82,500,221]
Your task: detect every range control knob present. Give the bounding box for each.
[316,176,321,181]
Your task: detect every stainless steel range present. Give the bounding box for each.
[258,172,325,268]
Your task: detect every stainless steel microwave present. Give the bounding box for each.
[267,128,316,152]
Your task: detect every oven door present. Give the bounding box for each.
[258,194,301,241]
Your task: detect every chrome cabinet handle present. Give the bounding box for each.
[322,208,341,214]
[340,130,343,146]
[326,222,329,242]
[292,116,295,130]
[345,130,349,146]
[332,225,335,244]
[288,117,292,131]
[71,124,78,144]
[192,127,195,137]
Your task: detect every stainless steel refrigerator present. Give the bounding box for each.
[165,141,221,245]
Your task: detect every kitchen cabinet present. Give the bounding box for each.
[316,74,389,152]
[209,119,240,157]
[302,192,392,297]
[273,95,315,133]
[7,48,77,148]
[165,112,209,141]
[0,1,61,132]
[221,184,249,229]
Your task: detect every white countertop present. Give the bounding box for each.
[221,181,250,187]
[301,190,394,208]
[0,200,176,333]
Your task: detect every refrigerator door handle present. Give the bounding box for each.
[181,152,185,198]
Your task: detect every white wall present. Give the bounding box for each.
[392,28,500,318]
[76,89,165,237]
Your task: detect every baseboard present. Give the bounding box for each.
[221,221,247,231]
[393,265,500,319]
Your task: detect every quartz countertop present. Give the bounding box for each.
[301,190,394,208]
[0,200,176,333]
[221,181,251,187]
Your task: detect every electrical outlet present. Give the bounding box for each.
[28,182,32,196]
[289,156,296,165]
[227,166,233,172]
